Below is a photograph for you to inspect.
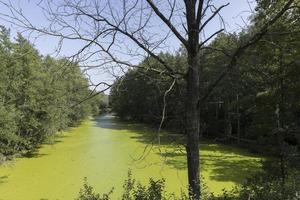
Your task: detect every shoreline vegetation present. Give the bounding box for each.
[0,27,108,162]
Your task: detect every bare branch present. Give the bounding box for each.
[199,28,224,47]
[196,0,204,26]
[157,78,176,145]
[146,0,187,46]
[199,3,229,33]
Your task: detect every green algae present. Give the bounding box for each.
[0,115,264,200]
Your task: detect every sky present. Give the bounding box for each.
[0,0,256,93]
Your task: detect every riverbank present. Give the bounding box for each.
[0,115,265,200]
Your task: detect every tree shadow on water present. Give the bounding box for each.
[158,144,263,184]
[93,114,263,185]
[22,150,48,158]
[0,175,8,184]
[43,134,68,145]
[200,143,263,183]
[159,150,187,170]
[22,134,68,158]
[92,114,183,143]
[201,154,262,183]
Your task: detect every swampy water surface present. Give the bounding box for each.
[0,115,264,200]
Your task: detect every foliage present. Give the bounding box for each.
[76,171,219,200]
[110,1,300,150]
[109,1,300,197]
[122,171,166,200]
[0,27,106,156]
[76,177,113,200]
[212,161,300,200]
[76,165,300,200]
[110,53,186,133]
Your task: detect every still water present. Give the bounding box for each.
[0,115,263,200]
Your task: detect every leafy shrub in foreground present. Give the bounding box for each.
[76,177,113,200]
[76,170,217,200]
[76,165,300,200]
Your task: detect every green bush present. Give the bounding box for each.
[76,177,113,200]
[76,165,300,200]
[76,171,217,200]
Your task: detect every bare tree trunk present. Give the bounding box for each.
[186,53,200,199]
[185,1,201,193]
[236,94,241,143]
[224,97,232,137]
[184,1,201,198]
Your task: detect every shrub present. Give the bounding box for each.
[76,177,113,200]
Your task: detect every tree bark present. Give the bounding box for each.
[186,56,200,198]
[185,1,201,196]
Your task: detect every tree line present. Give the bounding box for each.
[110,0,300,153]
[109,1,300,198]
[0,26,106,157]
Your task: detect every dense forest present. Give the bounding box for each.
[110,0,300,153]
[108,0,300,199]
[0,26,106,157]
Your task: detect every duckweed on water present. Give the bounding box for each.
[0,115,264,200]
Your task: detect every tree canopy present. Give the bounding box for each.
[0,27,106,156]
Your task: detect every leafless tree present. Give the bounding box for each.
[0,0,297,198]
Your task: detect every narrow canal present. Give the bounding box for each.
[0,115,263,200]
